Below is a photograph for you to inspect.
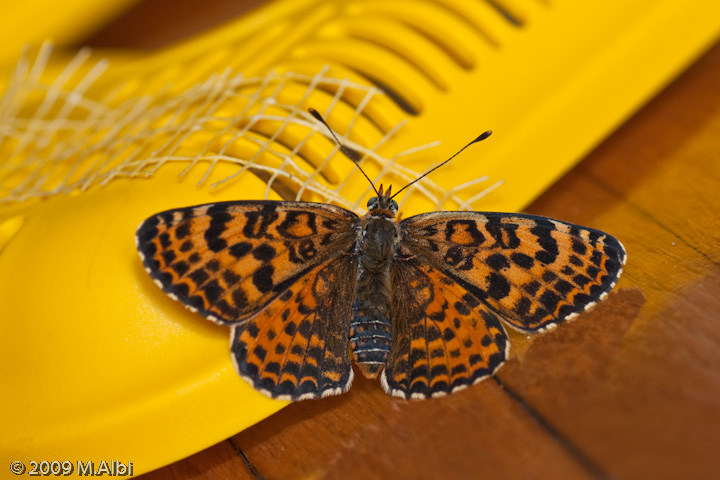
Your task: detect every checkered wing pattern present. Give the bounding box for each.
[382,211,626,399]
[136,200,360,399]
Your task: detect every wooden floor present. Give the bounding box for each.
[88,4,720,479]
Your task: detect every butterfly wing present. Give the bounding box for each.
[136,200,359,324]
[384,254,509,399]
[136,200,360,399]
[382,211,626,399]
[231,253,357,400]
[400,211,626,331]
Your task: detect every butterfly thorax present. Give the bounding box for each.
[351,191,400,378]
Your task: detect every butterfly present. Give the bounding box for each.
[135,109,626,401]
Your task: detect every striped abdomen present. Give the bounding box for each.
[350,299,392,377]
[351,214,398,377]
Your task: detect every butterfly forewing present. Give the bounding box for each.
[384,253,509,399]
[399,211,627,333]
[136,201,360,325]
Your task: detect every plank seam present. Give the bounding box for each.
[229,438,265,480]
[492,376,614,480]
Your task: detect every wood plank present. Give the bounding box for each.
[231,376,597,480]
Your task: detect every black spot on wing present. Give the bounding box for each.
[486,253,510,270]
[188,268,209,286]
[542,271,557,283]
[523,281,541,296]
[159,232,171,249]
[284,322,297,335]
[171,261,189,276]
[538,290,562,313]
[242,207,278,239]
[216,299,240,318]
[444,246,464,266]
[515,297,532,316]
[161,250,176,265]
[158,212,174,226]
[252,244,277,262]
[203,279,223,303]
[511,252,534,269]
[587,265,601,280]
[264,362,281,375]
[229,241,252,259]
[171,282,189,298]
[486,272,511,300]
[232,289,248,309]
[253,265,274,293]
[554,279,574,296]
[569,255,584,267]
[573,274,592,288]
[572,237,588,255]
[175,223,191,240]
[454,301,470,315]
[204,211,232,252]
[486,221,520,249]
[532,222,559,264]
[223,270,240,285]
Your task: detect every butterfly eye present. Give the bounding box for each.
[390,200,398,213]
[367,197,379,209]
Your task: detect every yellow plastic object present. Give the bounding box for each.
[0,0,141,66]
[2,0,720,476]
[0,163,285,471]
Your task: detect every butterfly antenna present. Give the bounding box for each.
[308,108,380,197]
[390,130,493,200]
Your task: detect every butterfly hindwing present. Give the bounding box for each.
[399,211,627,332]
[231,254,357,400]
[383,252,508,399]
[135,200,359,325]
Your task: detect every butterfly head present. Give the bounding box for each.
[366,184,398,216]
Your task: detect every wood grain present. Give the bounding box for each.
[92,3,720,479]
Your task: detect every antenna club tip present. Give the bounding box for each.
[478,130,492,141]
[308,107,322,120]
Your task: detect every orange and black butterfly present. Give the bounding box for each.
[136,109,626,400]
